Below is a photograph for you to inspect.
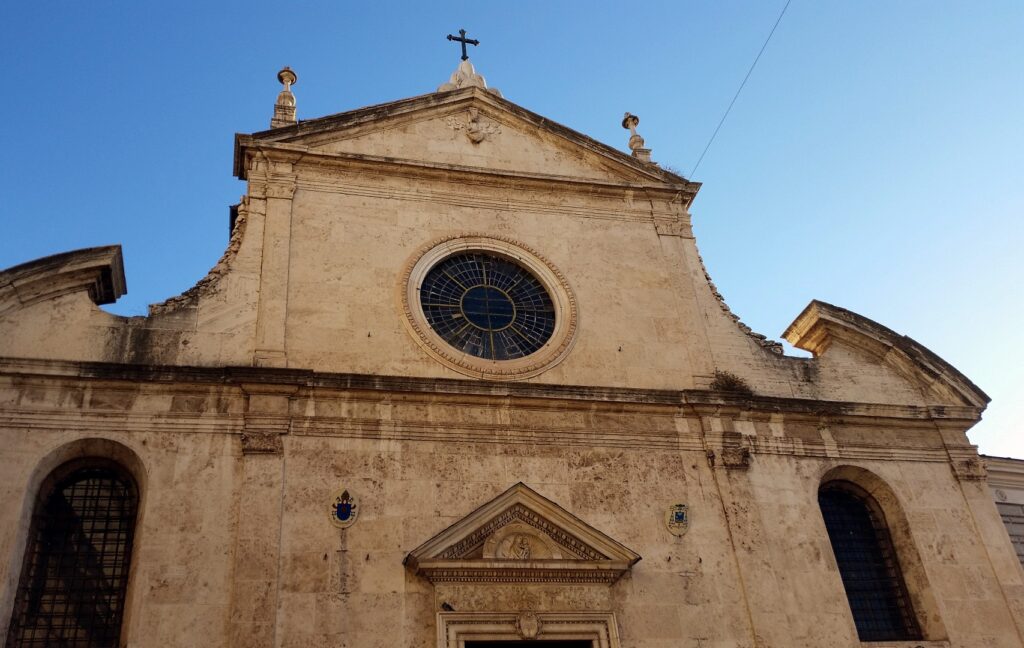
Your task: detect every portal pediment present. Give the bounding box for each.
[405,482,640,584]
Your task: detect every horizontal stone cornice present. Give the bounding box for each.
[0,365,980,461]
[0,246,126,313]
[983,455,1024,489]
[0,407,970,463]
[0,409,244,436]
[243,141,692,200]
[0,357,983,425]
[413,561,633,584]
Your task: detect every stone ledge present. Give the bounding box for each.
[0,357,984,424]
[861,641,949,648]
[244,141,693,198]
[983,454,1024,490]
[0,246,126,313]
[0,408,965,460]
[414,564,629,584]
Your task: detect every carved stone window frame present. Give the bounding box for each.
[437,611,620,648]
[400,234,578,380]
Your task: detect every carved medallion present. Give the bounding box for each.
[501,534,534,559]
[483,521,562,559]
[445,107,501,144]
[666,504,689,537]
[330,489,359,529]
[516,611,542,639]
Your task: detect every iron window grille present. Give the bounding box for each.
[7,460,138,648]
[818,482,921,642]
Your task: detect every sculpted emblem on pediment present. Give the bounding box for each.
[445,107,501,144]
[440,504,601,561]
[486,522,559,560]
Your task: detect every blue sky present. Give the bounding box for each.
[2,2,1021,456]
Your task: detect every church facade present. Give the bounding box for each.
[1,58,1022,648]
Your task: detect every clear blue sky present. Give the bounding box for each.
[2,2,1021,456]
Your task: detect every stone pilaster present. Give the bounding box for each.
[227,383,296,648]
[696,414,760,646]
[250,156,297,368]
[648,195,716,383]
[941,428,1024,643]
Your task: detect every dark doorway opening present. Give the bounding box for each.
[466,643,592,648]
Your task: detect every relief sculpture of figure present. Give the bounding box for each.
[509,534,532,559]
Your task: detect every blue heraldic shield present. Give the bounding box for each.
[333,490,356,526]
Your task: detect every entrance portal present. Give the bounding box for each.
[436,611,619,648]
[467,643,592,648]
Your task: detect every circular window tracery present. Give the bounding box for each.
[420,252,555,361]
[400,235,578,380]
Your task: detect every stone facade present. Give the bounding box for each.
[985,456,1024,567]
[1,65,1022,647]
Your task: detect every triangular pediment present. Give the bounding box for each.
[405,482,640,584]
[236,88,698,192]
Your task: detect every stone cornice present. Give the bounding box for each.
[0,246,126,314]
[413,561,632,584]
[0,357,984,425]
[240,140,693,200]
[983,455,1024,489]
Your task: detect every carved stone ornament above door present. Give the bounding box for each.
[437,611,621,647]
[404,482,641,584]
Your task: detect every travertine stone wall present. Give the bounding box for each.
[996,503,1024,565]
[0,91,979,413]
[985,456,1024,568]
[0,86,1013,647]
[0,376,244,645]
[281,166,700,387]
[0,370,1021,647]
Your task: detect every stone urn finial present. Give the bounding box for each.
[622,112,652,163]
[271,67,298,128]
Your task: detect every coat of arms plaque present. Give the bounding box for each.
[666,503,689,536]
[330,489,359,529]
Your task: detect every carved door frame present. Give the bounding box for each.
[437,611,620,648]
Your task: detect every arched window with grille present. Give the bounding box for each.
[6,458,139,647]
[818,481,921,642]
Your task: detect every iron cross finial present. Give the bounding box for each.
[446,28,479,61]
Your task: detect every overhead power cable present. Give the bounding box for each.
[689,0,793,177]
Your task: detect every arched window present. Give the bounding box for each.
[7,459,139,647]
[818,481,920,642]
